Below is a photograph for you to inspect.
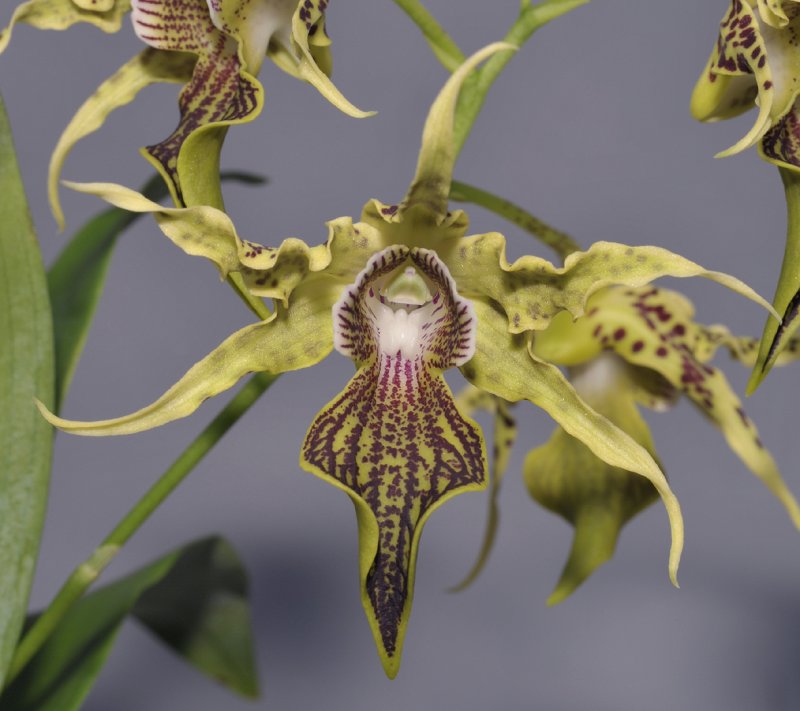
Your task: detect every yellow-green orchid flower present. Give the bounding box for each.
[39,45,779,676]
[38,0,370,225]
[524,284,800,604]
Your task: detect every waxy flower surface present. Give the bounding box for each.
[40,45,780,676]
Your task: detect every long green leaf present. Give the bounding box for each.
[0,96,55,689]
[0,537,259,711]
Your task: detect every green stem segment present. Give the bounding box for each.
[748,167,800,392]
[391,0,465,72]
[5,372,277,685]
[453,0,590,156]
[450,179,580,261]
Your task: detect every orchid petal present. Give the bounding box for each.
[450,386,516,592]
[525,355,659,605]
[690,0,800,156]
[447,234,777,332]
[758,0,791,27]
[301,246,486,677]
[66,181,385,303]
[49,49,195,229]
[462,299,684,587]
[131,0,263,205]
[0,0,129,54]
[539,286,800,530]
[38,278,338,435]
[290,0,372,118]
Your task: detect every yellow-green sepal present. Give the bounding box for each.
[0,0,129,54]
[49,50,196,229]
[448,235,777,333]
[65,182,384,304]
[290,0,372,118]
[37,278,338,436]
[402,43,514,223]
[525,357,659,605]
[450,386,516,592]
[462,299,684,587]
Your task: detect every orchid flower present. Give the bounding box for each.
[691,0,800,388]
[1,0,370,224]
[39,45,779,676]
[523,284,800,604]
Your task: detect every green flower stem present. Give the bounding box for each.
[453,0,590,156]
[391,0,465,72]
[4,372,277,685]
[450,179,580,261]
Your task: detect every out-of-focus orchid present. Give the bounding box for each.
[691,0,800,388]
[0,0,370,224]
[39,45,778,676]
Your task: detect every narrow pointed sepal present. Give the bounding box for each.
[447,235,777,333]
[0,0,129,54]
[462,299,684,587]
[66,182,385,303]
[301,246,487,676]
[290,0,372,118]
[49,49,196,228]
[524,355,659,604]
[131,0,264,205]
[38,280,338,435]
[402,43,515,223]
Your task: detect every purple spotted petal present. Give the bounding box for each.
[301,246,486,674]
[132,0,262,203]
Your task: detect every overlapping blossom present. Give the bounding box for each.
[39,45,780,676]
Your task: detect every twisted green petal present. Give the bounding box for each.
[446,235,777,332]
[525,355,659,605]
[38,278,338,436]
[462,299,684,587]
[66,181,385,303]
[402,42,514,223]
[0,0,129,54]
[49,50,196,229]
[290,0,372,118]
[536,286,800,530]
[130,0,264,205]
[450,386,516,592]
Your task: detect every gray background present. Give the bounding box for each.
[3,1,800,709]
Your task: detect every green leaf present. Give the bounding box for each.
[0,95,55,688]
[47,174,167,412]
[0,537,258,711]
